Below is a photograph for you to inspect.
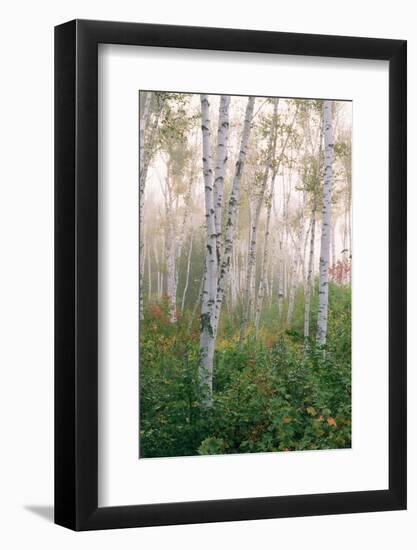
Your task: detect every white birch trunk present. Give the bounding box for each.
[342,198,348,260]
[148,246,152,300]
[274,106,299,323]
[165,206,177,322]
[316,101,334,346]
[286,200,305,328]
[213,96,231,260]
[330,218,336,280]
[139,92,152,187]
[286,261,299,327]
[304,201,317,340]
[162,163,178,323]
[240,102,280,344]
[175,158,196,286]
[181,232,193,313]
[153,241,162,299]
[278,235,284,319]
[213,97,255,338]
[269,252,275,307]
[254,99,279,334]
[199,95,218,405]
[189,276,204,333]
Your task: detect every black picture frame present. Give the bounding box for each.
[55,19,407,531]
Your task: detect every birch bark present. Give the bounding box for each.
[175,155,196,285]
[148,246,152,300]
[273,106,299,324]
[277,235,284,318]
[316,101,334,346]
[213,96,231,261]
[304,121,323,341]
[164,167,178,323]
[181,232,193,313]
[240,102,277,345]
[212,96,255,341]
[304,193,318,339]
[286,261,299,326]
[330,220,336,280]
[199,95,218,404]
[153,241,162,299]
[287,226,304,327]
[286,194,305,328]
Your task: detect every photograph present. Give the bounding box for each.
[0,1,409,542]
[139,91,352,458]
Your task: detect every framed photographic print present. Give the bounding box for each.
[55,19,406,530]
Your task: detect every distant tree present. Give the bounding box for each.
[316,100,334,346]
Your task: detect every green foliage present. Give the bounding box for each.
[197,437,227,455]
[139,284,351,458]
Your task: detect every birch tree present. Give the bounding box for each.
[254,99,279,334]
[199,95,254,404]
[303,115,323,340]
[213,97,255,337]
[316,100,334,346]
[199,95,218,404]
[304,157,320,340]
[162,162,178,322]
[286,200,305,327]
[239,103,278,344]
[181,232,193,313]
[213,96,231,261]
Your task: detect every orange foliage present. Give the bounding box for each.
[328,259,351,284]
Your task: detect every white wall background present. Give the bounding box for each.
[0,1,414,548]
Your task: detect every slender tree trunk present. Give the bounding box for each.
[241,100,296,345]
[213,97,255,339]
[199,95,218,405]
[274,111,298,324]
[255,99,279,335]
[175,157,196,287]
[153,241,162,299]
[330,218,336,280]
[316,101,334,346]
[230,248,238,308]
[165,205,177,322]
[343,200,348,256]
[189,275,204,333]
[162,162,178,323]
[213,96,231,261]
[139,92,152,186]
[181,232,193,313]
[286,261,299,327]
[304,124,323,341]
[304,197,317,340]
[242,200,258,338]
[347,177,352,284]
[301,219,312,288]
[148,245,152,300]
[286,196,305,328]
[278,234,284,319]
[269,251,275,307]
